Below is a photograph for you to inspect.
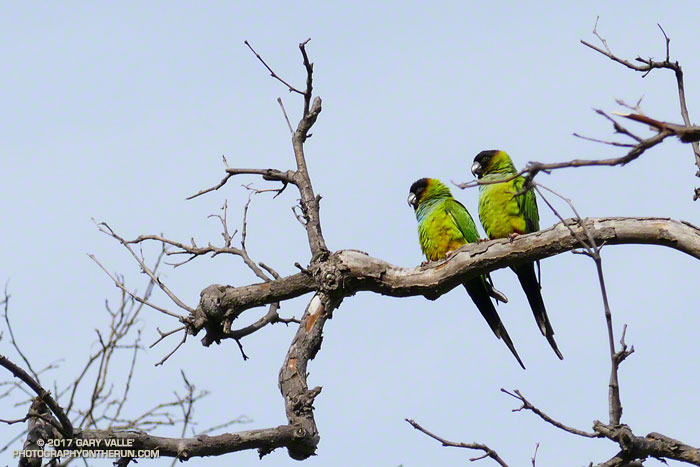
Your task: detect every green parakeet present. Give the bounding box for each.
[408,177,525,369]
[471,150,564,360]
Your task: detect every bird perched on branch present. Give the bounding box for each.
[471,149,564,360]
[408,177,525,369]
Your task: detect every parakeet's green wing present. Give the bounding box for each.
[513,177,539,233]
[444,199,480,244]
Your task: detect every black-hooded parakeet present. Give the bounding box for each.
[471,150,563,360]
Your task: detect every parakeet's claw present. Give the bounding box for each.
[488,284,509,304]
[477,238,489,244]
[508,233,519,242]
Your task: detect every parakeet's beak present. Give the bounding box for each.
[471,161,482,178]
[407,192,417,209]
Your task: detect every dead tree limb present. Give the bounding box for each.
[188,216,700,344]
[405,418,509,466]
[582,19,700,199]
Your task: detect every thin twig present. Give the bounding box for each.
[188,168,293,201]
[244,40,304,95]
[278,98,294,134]
[150,326,187,349]
[531,443,540,467]
[187,172,233,200]
[155,332,187,367]
[196,415,253,435]
[593,252,623,425]
[2,285,40,384]
[573,133,635,148]
[170,371,196,467]
[501,389,599,438]
[93,221,194,314]
[89,254,184,319]
[108,330,142,426]
[259,262,282,280]
[405,419,509,466]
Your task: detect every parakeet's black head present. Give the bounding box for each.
[471,149,517,178]
[470,150,500,178]
[408,178,451,210]
[407,178,429,210]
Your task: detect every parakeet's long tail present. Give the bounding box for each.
[463,279,526,370]
[513,263,564,360]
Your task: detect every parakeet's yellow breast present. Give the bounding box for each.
[478,181,528,239]
[417,204,466,261]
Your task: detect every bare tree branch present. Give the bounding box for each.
[534,183,626,426]
[501,389,599,439]
[456,125,672,191]
[196,415,253,436]
[530,443,539,467]
[523,181,694,466]
[244,40,304,95]
[2,286,41,386]
[93,221,193,314]
[0,355,72,437]
[278,98,294,134]
[155,332,187,367]
[190,217,700,342]
[191,40,327,259]
[591,423,700,466]
[79,42,335,461]
[582,19,700,199]
[65,257,161,417]
[187,168,294,201]
[289,40,326,260]
[614,111,700,143]
[277,293,327,459]
[72,424,302,460]
[405,418,509,466]
[19,399,60,467]
[89,253,183,320]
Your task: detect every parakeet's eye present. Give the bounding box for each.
[473,150,500,177]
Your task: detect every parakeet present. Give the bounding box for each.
[471,150,564,360]
[408,177,525,369]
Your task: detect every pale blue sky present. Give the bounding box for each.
[2,2,699,466]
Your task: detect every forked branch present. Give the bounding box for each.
[582,19,700,199]
[405,419,509,466]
